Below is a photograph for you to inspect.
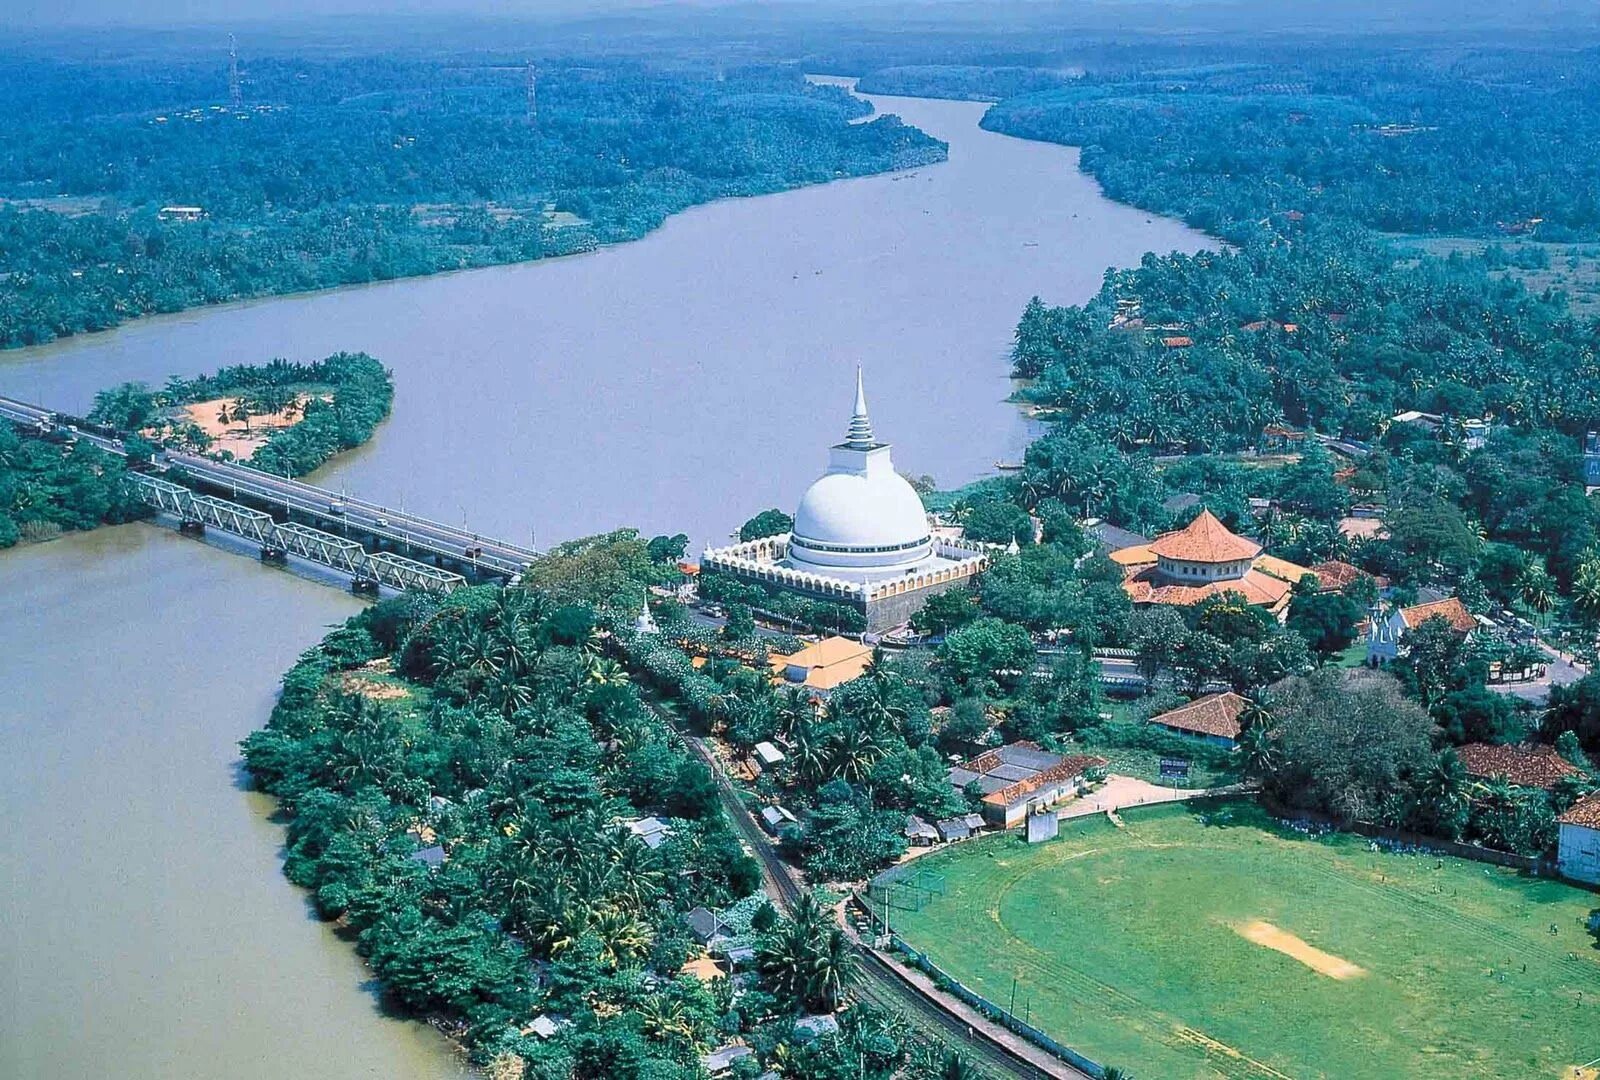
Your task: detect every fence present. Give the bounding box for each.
[1260,798,1554,874]
[889,936,1108,1079]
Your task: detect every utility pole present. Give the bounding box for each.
[228,34,243,110]
[525,61,538,126]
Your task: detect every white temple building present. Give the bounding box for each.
[701,371,987,632]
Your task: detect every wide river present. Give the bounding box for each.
[0,91,1208,1079]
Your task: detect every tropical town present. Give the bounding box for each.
[4,4,1600,1080]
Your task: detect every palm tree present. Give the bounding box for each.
[804,926,855,1012]
[1237,717,1279,782]
[1573,554,1600,621]
[1517,563,1556,626]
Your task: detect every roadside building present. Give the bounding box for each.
[1117,509,1312,618]
[768,636,874,695]
[1367,596,1476,663]
[1456,743,1583,791]
[1147,692,1251,748]
[934,813,986,842]
[158,205,206,221]
[759,804,798,835]
[947,741,1106,827]
[903,814,940,846]
[1556,792,1600,885]
[702,1045,755,1076]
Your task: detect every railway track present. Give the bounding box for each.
[680,731,1079,1080]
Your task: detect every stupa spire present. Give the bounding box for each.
[845,366,875,448]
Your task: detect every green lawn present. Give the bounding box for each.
[890,802,1600,1080]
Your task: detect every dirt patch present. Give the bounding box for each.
[178,394,322,461]
[338,672,411,701]
[1563,1066,1600,1080]
[1235,920,1365,980]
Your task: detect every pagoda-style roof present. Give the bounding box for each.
[1146,510,1262,564]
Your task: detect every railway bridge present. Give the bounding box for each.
[1,394,539,595]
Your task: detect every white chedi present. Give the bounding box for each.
[784,369,936,583]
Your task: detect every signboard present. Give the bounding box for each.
[1159,757,1191,780]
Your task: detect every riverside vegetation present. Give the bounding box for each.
[0,56,943,349]
[240,531,990,1080]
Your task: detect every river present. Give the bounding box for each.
[0,91,1210,1080]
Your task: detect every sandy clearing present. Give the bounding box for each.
[1236,919,1365,980]
[179,394,321,461]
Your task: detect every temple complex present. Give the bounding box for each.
[1114,508,1312,617]
[701,371,986,632]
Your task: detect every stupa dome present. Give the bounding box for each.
[786,370,933,578]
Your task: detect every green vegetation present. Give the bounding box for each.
[891,802,1600,1080]
[92,351,394,476]
[856,65,1078,102]
[0,58,943,348]
[984,52,1600,240]
[242,530,1003,1079]
[0,423,146,548]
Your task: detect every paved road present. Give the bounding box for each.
[1,394,538,580]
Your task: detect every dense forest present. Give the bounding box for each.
[982,50,1600,241]
[0,56,943,348]
[241,531,985,1080]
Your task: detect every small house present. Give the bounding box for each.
[409,844,446,869]
[1147,692,1250,749]
[628,815,674,849]
[525,1014,570,1039]
[702,1045,755,1076]
[759,804,798,835]
[1368,597,1476,663]
[686,906,728,945]
[903,815,940,846]
[753,741,786,768]
[794,1014,841,1041]
[1557,792,1600,886]
[1456,743,1582,791]
[934,816,977,843]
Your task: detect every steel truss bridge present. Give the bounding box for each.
[1,394,540,595]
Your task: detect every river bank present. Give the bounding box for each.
[0,90,1211,1080]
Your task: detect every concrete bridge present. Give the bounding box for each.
[1,394,539,595]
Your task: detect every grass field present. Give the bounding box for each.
[889,802,1600,1079]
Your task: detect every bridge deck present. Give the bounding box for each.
[2,393,532,594]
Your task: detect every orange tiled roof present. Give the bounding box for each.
[1558,791,1600,828]
[1161,336,1194,348]
[1457,743,1582,791]
[1148,692,1250,740]
[1147,510,1262,564]
[1400,597,1476,634]
[980,754,1108,808]
[1253,553,1315,586]
[769,636,873,692]
[1122,565,1296,612]
[1110,544,1157,567]
[1310,560,1379,592]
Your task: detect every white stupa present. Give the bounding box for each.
[700,369,988,633]
[786,369,937,583]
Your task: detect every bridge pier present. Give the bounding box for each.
[178,518,206,537]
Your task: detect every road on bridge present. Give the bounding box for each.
[1,394,539,581]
